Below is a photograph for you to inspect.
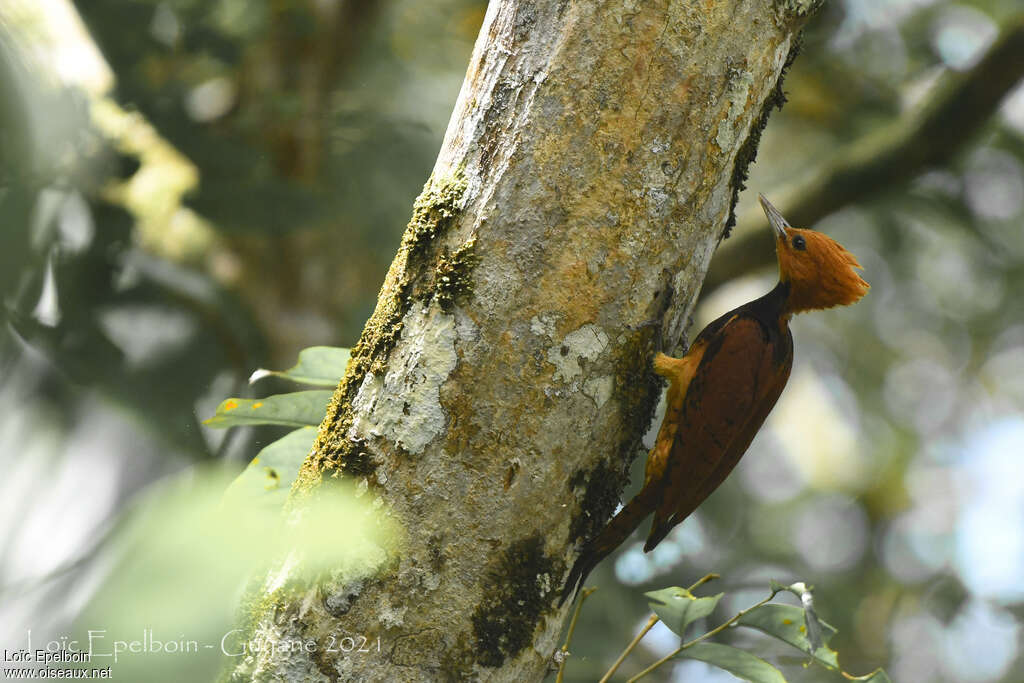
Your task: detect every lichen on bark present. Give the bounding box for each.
[295,168,469,490]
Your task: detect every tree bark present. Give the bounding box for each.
[228,1,817,680]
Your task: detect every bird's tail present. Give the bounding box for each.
[559,485,659,606]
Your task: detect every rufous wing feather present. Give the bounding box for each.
[645,317,792,550]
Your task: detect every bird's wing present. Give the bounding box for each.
[644,315,792,550]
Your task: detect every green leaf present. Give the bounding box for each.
[223,427,316,509]
[736,604,840,669]
[250,346,350,386]
[768,581,824,653]
[677,642,787,683]
[646,587,724,637]
[803,598,826,654]
[204,390,333,428]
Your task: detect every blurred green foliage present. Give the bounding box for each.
[73,0,486,353]
[0,19,265,457]
[68,462,398,683]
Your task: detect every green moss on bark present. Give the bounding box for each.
[294,168,467,490]
[434,236,478,311]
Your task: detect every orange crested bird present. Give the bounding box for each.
[560,194,869,604]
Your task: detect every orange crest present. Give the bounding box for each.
[775,227,869,314]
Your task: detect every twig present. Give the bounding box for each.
[555,586,596,683]
[687,572,720,592]
[600,614,658,683]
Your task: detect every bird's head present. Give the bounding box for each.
[759,194,869,315]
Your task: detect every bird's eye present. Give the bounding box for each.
[792,235,806,251]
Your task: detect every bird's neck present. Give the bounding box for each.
[753,281,793,327]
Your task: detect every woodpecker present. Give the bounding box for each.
[561,194,869,604]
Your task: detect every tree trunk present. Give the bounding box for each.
[228,1,817,680]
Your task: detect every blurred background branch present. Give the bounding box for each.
[705,14,1024,295]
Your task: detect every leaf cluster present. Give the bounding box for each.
[563,576,891,683]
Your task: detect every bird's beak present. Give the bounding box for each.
[759,194,789,241]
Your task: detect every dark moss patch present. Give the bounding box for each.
[471,536,560,668]
[434,237,478,311]
[723,33,802,238]
[567,459,622,546]
[292,169,467,489]
[336,438,374,478]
